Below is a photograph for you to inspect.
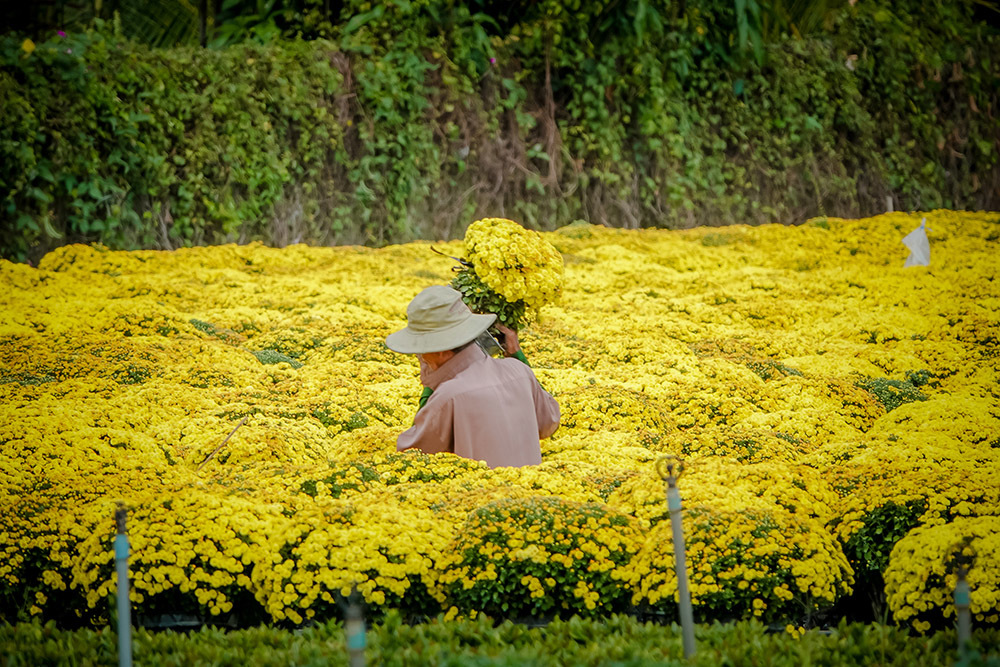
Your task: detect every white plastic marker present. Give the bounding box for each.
[902,217,931,267]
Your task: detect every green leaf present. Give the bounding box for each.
[29,188,52,204]
[341,5,385,39]
[17,214,40,234]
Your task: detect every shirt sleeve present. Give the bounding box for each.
[512,351,558,437]
[397,391,454,454]
[531,375,561,440]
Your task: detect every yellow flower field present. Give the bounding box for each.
[1,211,998,631]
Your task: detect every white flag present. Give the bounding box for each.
[902,217,930,267]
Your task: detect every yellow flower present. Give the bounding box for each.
[2,211,998,627]
[458,217,564,323]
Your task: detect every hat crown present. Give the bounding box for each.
[385,285,496,354]
[406,285,472,333]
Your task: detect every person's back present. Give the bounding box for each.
[397,343,559,467]
[386,285,560,468]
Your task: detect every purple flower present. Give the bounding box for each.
[489,57,497,65]
[57,30,66,37]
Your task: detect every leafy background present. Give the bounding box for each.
[1,0,999,262]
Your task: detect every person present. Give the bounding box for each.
[385,285,560,468]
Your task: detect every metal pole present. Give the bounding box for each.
[114,505,133,667]
[657,456,696,659]
[345,588,366,667]
[955,566,971,662]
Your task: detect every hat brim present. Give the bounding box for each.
[386,312,497,354]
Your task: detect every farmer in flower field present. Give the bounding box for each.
[386,285,560,468]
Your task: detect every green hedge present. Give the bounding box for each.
[2,2,998,262]
[2,614,999,667]
[0,28,348,261]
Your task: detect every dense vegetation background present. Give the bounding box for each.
[2,0,999,262]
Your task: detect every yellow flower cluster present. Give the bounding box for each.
[250,488,453,624]
[74,489,273,617]
[884,517,1000,633]
[609,458,851,620]
[437,497,640,618]
[463,217,564,312]
[557,384,675,433]
[627,507,852,621]
[1,210,997,629]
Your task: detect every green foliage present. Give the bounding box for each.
[2,1,999,260]
[1,615,999,666]
[845,500,929,577]
[1,24,346,262]
[298,462,380,498]
[904,369,935,388]
[189,319,218,335]
[856,376,928,412]
[451,265,529,331]
[745,359,803,381]
[251,349,303,368]
[830,497,928,622]
[0,371,57,386]
[111,0,203,47]
[829,1,1000,212]
[959,648,1000,667]
[835,499,938,621]
[211,0,288,47]
[329,0,512,243]
[112,363,152,384]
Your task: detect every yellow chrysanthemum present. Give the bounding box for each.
[1,210,997,627]
[459,217,564,324]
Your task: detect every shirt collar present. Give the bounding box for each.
[421,343,487,390]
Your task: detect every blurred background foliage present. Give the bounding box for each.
[2,0,999,261]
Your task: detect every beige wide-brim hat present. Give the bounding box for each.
[386,285,496,354]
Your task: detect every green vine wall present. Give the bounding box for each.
[1,1,998,262]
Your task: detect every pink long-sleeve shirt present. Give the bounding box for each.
[396,344,560,468]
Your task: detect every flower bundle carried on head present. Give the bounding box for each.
[448,217,563,331]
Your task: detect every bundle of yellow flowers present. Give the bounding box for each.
[450,217,563,330]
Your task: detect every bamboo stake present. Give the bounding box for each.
[196,416,248,471]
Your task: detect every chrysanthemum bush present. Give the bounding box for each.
[75,491,272,622]
[251,490,451,625]
[438,497,640,620]
[607,459,852,622]
[1,210,998,632]
[820,404,1000,620]
[627,506,853,624]
[884,517,1000,634]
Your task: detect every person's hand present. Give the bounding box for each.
[494,322,521,357]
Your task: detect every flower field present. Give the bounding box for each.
[1,211,998,632]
